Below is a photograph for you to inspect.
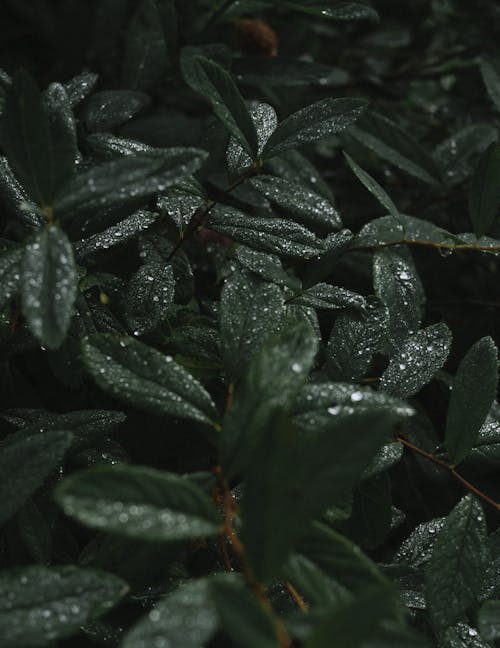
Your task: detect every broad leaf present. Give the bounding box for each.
[181,54,258,157]
[262,97,367,159]
[82,334,218,425]
[478,600,500,641]
[0,245,22,309]
[53,149,207,218]
[0,565,127,648]
[83,90,150,132]
[380,323,452,398]
[226,102,277,177]
[21,226,78,350]
[56,464,220,541]
[267,1,379,22]
[480,54,500,114]
[445,337,498,465]
[0,430,72,527]
[290,283,365,310]
[426,495,490,629]
[124,262,175,335]
[219,270,284,381]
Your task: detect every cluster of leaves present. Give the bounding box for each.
[2,0,500,646]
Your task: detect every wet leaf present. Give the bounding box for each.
[56,464,220,541]
[426,495,490,629]
[0,430,72,527]
[0,245,22,309]
[226,102,277,177]
[81,334,218,424]
[124,262,175,335]
[380,323,452,398]
[21,226,78,350]
[344,151,400,220]
[83,90,150,132]
[445,337,498,465]
[219,270,284,381]
[262,97,367,159]
[291,282,365,310]
[469,144,500,238]
[478,600,500,641]
[0,565,127,648]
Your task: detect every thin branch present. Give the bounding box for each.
[395,433,500,512]
[285,581,309,612]
[350,239,500,254]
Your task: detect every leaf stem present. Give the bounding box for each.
[166,164,260,263]
[395,432,500,511]
[350,239,500,254]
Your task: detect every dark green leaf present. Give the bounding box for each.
[21,226,78,350]
[344,151,400,220]
[181,54,258,157]
[426,495,490,629]
[480,55,500,114]
[64,71,99,107]
[445,337,498,465]
[0,565,127,648]
[478,600,500,641]
[54,149,207,218]
[56,464,220,541]
[220,320,318,476]
[0,157,44,231]
[262,97,367,159]
[2,70,54,206]
[0,430,72,527]
[235,246,301,290]
[233,56,349,88]
[81,334,218,424]
[380,323,452,398]
[468,144,500,238]
[350,112,443,186]
[373,249,424,348]
[267,1,379,22]
[226,102,277,177]
[84,90,150,132]
[219,270,284,381]
[124,262,175,335]
[291,282,366,310]
[17,499,52,565]
[43,83,77,191]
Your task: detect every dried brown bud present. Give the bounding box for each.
[237,18,278,57]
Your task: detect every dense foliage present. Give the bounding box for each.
[1,1,500,646]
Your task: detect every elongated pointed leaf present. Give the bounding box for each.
[124,262,175,335]
[56,464,220,541]
[469,144,500,238]
[0,430,72,527]
[344,151,400,220]
[380,323,452,398]
[262,97,366,159]
[0,245,22,309]
[83,90,150,132]
[53,149,207,218]
[21,226,78,350]
[81,334,218,424]
[445,337,498,465]
[267,1,379,22]
[226,102,277,177]
[43,82,78,191]
[350,112,443,186]
[426,495,490,629]
[2,70,55,206]
[481,55,500,114]
[181,54,258,157]
[0,566,128,648]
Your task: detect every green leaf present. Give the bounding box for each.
[347,474,393,549]
[181,54,258,157]
[290,283,366,310]
[17,499,52,564]
[220,320,318,476]
[250,175,341,230]
[123,578,218,648]
[53,149,207,218]
[350,112,443,187]
[219,270,284,381]
[81,334,218,424]
[0,245,22,309]
[0,565,127,648]
[425,495,490,629]
[21,226,78,350]
[43,83,78,191]
[83,90,150,132]
[326,299,389,381]
[235,246,301,290]
[75,209,158,258]
[439,622,491,647]
[124,262,175,335]
[0,157,44,231]
[445,337,498,465]
[373,249,424,348]
[380,323,452,398]
[355,213,452,248]
[262,97,367,159]
[267,1,379,22]
[64,71,99,107]
[480,55,500,114]
[123,0,169,91]
[0,430,72,527]
[233,56,349,88]
[344,151,400,220]
[227,102,277,177]
[209,205,330,259]
[468,144,500,238]
[1,70,55,206]
[87,132,156,159]
[478,600,500,641]
[306,585,399,648]
[56,464,220,541]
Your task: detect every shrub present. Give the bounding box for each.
[1,1,500,646]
